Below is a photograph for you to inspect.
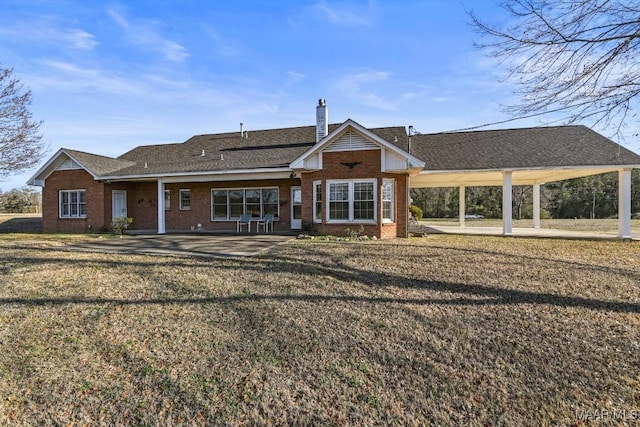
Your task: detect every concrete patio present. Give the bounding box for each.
[63,233,295,258]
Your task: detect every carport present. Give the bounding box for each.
[408,126,640,239]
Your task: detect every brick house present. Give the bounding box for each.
[28,100,640,239]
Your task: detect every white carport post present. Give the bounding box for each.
[459,186,466,227]
[157,178,166,234]
[533,184,541,229]
[618,168,632,240]
[502,171,513,236]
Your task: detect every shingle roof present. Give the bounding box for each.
[65,149,135,176]
[105,124,407,177]
[410,125,640,171]
[47,124,640,181]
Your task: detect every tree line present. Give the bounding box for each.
[411,170,640,220]
[0,188,41,213]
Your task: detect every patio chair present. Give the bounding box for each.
[237,214,251,232]
[257,213,274,233]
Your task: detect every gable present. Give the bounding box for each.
[56,158,83,171]
[289,119,425,173]
[28,148,134,187]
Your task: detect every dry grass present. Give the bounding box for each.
[1,234,639,426]
[424,218,640,234]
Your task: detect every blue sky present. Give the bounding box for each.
[1,0,637,191]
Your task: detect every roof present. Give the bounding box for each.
[64,149,135,176]
[28,122,640,187]
[28,123,410,184]
[409,125,640,187]
[410,125,640,171]
[111,124,408,177]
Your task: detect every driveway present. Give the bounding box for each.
[64,234,295,257]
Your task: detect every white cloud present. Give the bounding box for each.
[0,18,97,51]
[107,8,189,62]
[30,60,142,94]
[65,29,98,50]
[286,71,305,85]
[311,0,375,27]
[334,69,397,110]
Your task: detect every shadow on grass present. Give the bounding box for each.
[1,241,639,314]
[1,285,639,315]
[0,217,42,233]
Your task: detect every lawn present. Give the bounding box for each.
[0,234,639,425]
[423,217,640,234]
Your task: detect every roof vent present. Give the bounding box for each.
[316,99,328,143]
[201,149,205,157]
[240,122,244,138]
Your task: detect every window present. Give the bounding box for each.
[164,190,170,210]
[179,189,191,210]
[329,182,349,220]
[353,182,374,220]
[59,190,87,218]
[313,181,322,223]
[212,190,228,219]
[262,189,278,216]
[211,188,279,220]
[229,190,244,219]
[382,179,394,222]
[245,189,261,218]
[327,179,376,223]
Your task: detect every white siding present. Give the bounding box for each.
[304,153,322,169]
[384,150,407,171]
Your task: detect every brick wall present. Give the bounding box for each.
[42,163,408,237]
[124,179,299,232]
[42,169,106,233]
[300,149,409,239]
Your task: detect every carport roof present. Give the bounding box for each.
[410,125,640,187]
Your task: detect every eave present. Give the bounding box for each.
[411,164,640,188]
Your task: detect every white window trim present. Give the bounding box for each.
[313,180,322,223]
[179,189,191,210]
[59,189,87,219]
[326,179,377,224]
[382,178,395,223]
[210,187,280,221]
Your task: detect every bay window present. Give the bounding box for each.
[313,181,322,223]
[327,179,376,223]
[382,179,395,222]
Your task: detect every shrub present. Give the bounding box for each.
[111,217,133,235]
[409,204,423,220]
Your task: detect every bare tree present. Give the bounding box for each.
[470,0,640,137]
[0,64,46,177]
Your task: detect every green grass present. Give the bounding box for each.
[0,234,639,425]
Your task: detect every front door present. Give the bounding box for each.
[112,190,127,220]
[291,187,302,230]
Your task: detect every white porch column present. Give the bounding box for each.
[618,169,632,239]
[533,184,541,229]
[157,178,166,234]
[459,186,466,227]
[502,171,513,236]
